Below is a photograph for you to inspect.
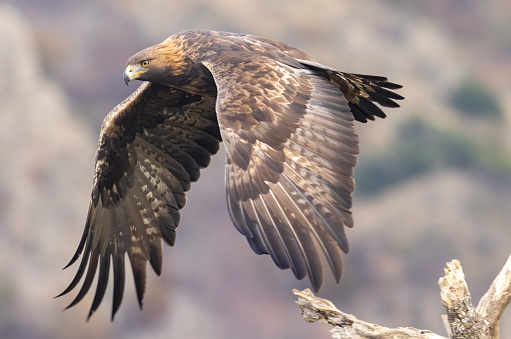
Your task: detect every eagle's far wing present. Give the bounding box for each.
[58,82,220,319]
[202,54,359,291]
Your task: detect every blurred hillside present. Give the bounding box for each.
[0,1,510,338]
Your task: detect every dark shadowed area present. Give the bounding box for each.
[0,1,510,338]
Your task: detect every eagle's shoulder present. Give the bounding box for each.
[177,30,309,68]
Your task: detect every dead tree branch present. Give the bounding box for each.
[294,255,511,339]
[293,288,447,339]
[439,256,511,338]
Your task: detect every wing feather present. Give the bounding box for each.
[200,38,402,288]
[127,251,147,309]
[269,179,325,290]
[65,247,99,310]
[277,172,345,281]
[111,253,125,320]
[59,83,220,318]
[88,248,110,319]
[248,198,291,269]
[202,53,358,289]
[264,188,308,279]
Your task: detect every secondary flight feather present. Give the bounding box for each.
[58,30,403,319]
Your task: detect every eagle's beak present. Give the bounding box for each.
[123,65,134,85]
[124,65,147,85]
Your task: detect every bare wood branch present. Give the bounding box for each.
[438,256,511,338]
[476,255,511,338]
[293,289,447,339]
[294,255,511,339]
[438,259,487,337]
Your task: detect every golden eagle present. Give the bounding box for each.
[58,30,403,319]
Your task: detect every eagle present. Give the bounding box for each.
[58,30,403,320]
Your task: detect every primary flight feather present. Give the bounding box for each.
[58,30,403,319]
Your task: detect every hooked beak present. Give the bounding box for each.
[123,67,131,85]
[123,65,146,85]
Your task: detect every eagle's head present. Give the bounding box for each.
[123,40,188,86]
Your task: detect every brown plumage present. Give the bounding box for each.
[58,30,403,320]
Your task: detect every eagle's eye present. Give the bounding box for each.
[141,60,150,67]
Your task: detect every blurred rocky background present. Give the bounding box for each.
[0,1,510,338]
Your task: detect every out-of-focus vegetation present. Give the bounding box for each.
[448,79,503,119]
[356,118,511,195]
[0,279,12,327]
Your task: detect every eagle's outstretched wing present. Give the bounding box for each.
[202,52,402,291]
[58,82,220,319]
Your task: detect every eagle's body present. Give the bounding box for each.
[59,30,403,319]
